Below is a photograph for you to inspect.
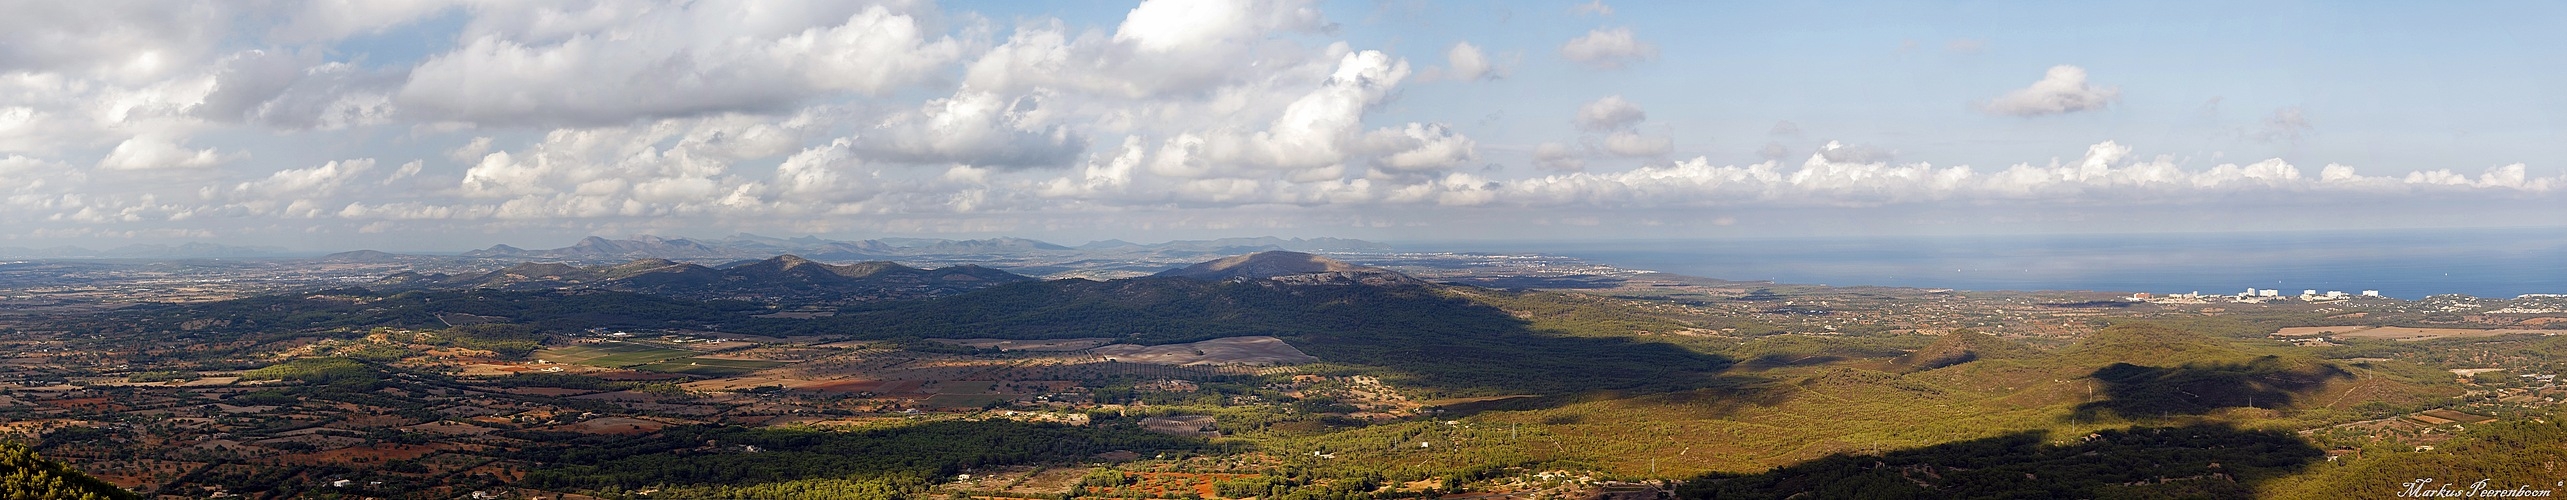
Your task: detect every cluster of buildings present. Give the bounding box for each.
[2130,288,2384,304]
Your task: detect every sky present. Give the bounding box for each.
[0,0,2561,251]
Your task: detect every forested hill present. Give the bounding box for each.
[773,274,1734,398]
[371,254,1032,303]
[0,443,135,500]
[1150,251,1422,286]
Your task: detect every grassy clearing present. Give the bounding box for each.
[540,342,697,368]
[632,357,790,377]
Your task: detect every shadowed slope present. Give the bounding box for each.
[374,255,1033,303]
[1152,251,1422,286]
[1680,424,2321,499]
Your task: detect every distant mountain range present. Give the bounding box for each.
[0,242,293,259]
[370,251,1414,304]
[451,234,1389,262]
[1152,251,1422,286]
[1,235,1391,264]
[374,254,1035,303]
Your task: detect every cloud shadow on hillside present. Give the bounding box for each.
[1678,424,2323,499]
[2069,355,2352,422]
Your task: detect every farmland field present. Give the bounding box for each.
[539,342,699,367]
[633,357,792,377]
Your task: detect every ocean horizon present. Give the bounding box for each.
[1429,227,2567,300]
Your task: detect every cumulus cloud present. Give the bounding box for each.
[1115,0,1329,52]
[854,90,1087,168]
[1463,141,2562,210]
[1575,96,1647,131]
[455,117,760,213]
[233,158,374,197]
[0,2,230,79]
[1419,42,1501,82]
[966,0,1334,99]
[1363,123,1478,173]
[1980,65,2119,117]
[1814,141,1893,163]
[1560,28,1656,69]
[398,4,963,125]
[196,51,404,129]
[1210,50,1412,171]
[1565,96,1668,158]
[447,137,494,163]
[97,136,236,170]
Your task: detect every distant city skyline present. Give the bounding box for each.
[0,1,2561,251]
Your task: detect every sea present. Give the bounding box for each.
[1443,228,2567,300]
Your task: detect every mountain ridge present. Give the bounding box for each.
[374,254,1033,303]
[455,235,1388,262]
[1152,251,1423,286]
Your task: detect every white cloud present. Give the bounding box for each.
[1560,28,1656,70]
[1571,0,1615,16]
[1407,140,2564,210]
[967,0,1334,99]
[1363,123,1478,173]
[196,51,404,130]
[0,2,230,80]
[1980,65,2120,117]
[1213,50,1412,171]
[2405,163,2554,191]
[853,90,1086,168]
[1576,95,1647,131]
[455,118,755,213]
[1115,0,1329,53]
[1419,42,1501,82]
[1814,141,1893,163]
[233,158,374,197]
[447,137,493,163]
[97,136,235,170]
[397,4,963,125]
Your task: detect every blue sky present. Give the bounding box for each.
[0,1,2558,251]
